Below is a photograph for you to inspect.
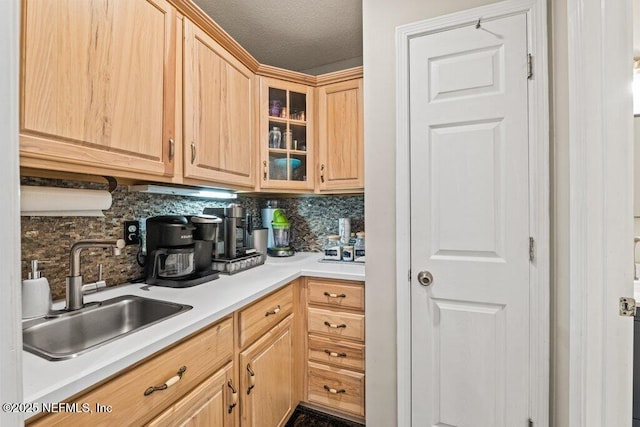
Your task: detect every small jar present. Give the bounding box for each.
[354,232,365,262]
[323,235,341,261]
[342,245,354,261]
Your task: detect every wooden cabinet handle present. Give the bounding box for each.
[265,305,281,317]
[263,160,267,181]
[144,366,187,396]
[323,385,346,394]
[168,137,175,161]
[324,321,347,329]
[246,364,256,394]
[324,349,347,358]
[227,379,238,414]
[191,142,196,164]
[320,164,325,183]
[323,292,347,299]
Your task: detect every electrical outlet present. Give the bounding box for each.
[124,220,140,245]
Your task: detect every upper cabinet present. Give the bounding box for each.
[183,19,255,189]
[316,79,364,192]
[21,0,177,179]
[258,77,314,191]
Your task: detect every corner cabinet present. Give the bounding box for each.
[182,19,256,188]
[20,0,177,179]
[316,78,364,191]
[258,77,315,191]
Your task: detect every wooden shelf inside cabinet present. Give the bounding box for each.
[259,77,314,191]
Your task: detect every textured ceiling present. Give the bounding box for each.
[192,0,363,74]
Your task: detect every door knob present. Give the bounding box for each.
[417,271,433,287]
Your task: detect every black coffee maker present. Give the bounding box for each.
[144,215,221,287]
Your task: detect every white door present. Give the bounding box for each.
[410,13,530,427]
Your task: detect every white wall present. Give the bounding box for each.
[363,1,501,425]
[0,0,23,426]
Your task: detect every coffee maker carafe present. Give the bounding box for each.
[144,215,220,287]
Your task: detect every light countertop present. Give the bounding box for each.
[22,252,364,410]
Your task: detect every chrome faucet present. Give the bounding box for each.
[66,239,125,311]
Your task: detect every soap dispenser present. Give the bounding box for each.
[22,260,51,319]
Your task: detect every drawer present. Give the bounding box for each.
[308,307,364,342]
[307,278,364,311]
[238,284,293,348]
[29,317,233,427]
[307,361,364,418]
[308,334,365,371]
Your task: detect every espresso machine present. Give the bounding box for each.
[204,203,265,274]
[144,215,221,287]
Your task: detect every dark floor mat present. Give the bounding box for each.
[285,405,365,427]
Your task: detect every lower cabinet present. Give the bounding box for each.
[304,278,365,420]
[239,315,294,427]
[147,362,236,427]
[27,278,363,426]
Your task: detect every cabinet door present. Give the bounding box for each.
[21,0,177,178]
[317,79,364,191]
[147,362,236,427]
[240,315,294,427]
[258,77,315,191]
[183,20,255,188]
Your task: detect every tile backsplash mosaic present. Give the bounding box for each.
[20,177,364,300]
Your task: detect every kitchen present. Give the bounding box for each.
[9,0,367,425]
[3,0,639,427]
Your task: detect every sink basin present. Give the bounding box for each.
[23,295,192,361]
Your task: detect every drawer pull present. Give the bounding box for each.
[324,321,347,329]
[227,379,238,413]
[144,366,187,396]
[323,385,346,394]
[323,292,347,299]
[246,363,256,394]
[324,349,347,358]
[265,305,281,317]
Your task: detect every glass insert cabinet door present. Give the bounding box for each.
[260,77,314,190]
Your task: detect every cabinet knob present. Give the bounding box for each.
[246,363,256,394]
[227,379,238,413]
[324,349,347,358]
[168,137,175,161]
[323,291,346,299]
[265,305,281,317]
[323,385,346,394]
[324,321,347,329]
[143,366,187,396]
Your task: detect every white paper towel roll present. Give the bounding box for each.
[20,186,113,217]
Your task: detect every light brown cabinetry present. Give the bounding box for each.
[21,0,177,180]
[239,315,294,427]
[29,317,234,426]
[183,19,255,189]
[258,77,315,191]
[304,278,365,420]
[316,79,364,191]
[147,362,236,427]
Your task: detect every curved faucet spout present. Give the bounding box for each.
[66,239,125,311]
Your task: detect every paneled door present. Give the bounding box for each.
[409,13,530,426]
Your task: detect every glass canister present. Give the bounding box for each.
[269,127,282,149]
[354,232,365,262]
[323,235,341,261]
[342,245,354,261]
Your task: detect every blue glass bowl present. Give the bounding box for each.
[273,158,302,169]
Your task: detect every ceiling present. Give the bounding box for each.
[192,0,363,75]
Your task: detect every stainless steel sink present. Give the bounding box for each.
[23,295,192,361]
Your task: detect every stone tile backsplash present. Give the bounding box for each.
[20,177,364,300]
